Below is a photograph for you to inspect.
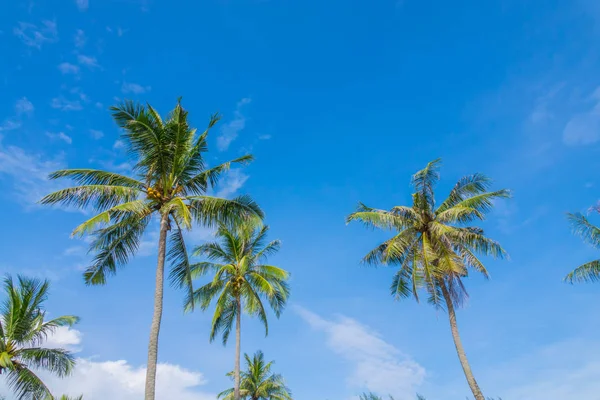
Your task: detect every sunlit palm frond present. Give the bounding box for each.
[564,259,600,283]
[39,185,141,212]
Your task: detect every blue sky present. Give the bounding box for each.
[2,0,600,399]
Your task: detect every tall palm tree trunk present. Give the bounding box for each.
[440,281,485,400]
[144,212,169,400]
[234,297,242,400]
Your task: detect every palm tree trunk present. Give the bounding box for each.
[144,212,169,400]
[234,297,242,400]
[440,281,485,400]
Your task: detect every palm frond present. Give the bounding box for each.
[564,259,600,283]
[39,185,141,212]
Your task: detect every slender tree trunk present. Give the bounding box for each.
[440,281,485,400]
[234,297,242,400]
[144,212,169,400]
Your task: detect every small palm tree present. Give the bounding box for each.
[347,159,509,400]
[218,350,292,400]
[564,209,600,283]
[186,222,290,400]
[40,99,262,400]
[0,276,79,399]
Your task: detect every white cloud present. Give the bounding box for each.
[51,97,83,111]
[258,134,271,140]
[217,98,251,151]
[296,307,426,399]
[46,132,73,144]
[75,0,89,11]
[0,327,214,400]
[13,20,58,49]
[77,55,100,69]
[216,169,249,198]
[0,136,66,206]
[121,82,151,94]
[64,246,86,256]
[44,326,83,352]
[34,359,215,400]
[15,97,34,115]
[90,129,104,139]
[58,62,80,75]
[74,29,86,47]
[563,87,600,146]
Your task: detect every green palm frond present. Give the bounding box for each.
[568,212,600,248]
[564,259,600,283]
[47,169,145,189]
[167,221,194,306]
[39,185,141,212]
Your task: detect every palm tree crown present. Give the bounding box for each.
[0,275,79,400]
[186,222,290,343]
[218,350,292,400]
[565,209,600,283]
[40,99,262,292]
[346,158,509,307]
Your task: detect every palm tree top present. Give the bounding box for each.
[39,99,263,293]
[0,275,79,400]
[186,221,290,344]
[347,158,509,308]
[218,350,292,400]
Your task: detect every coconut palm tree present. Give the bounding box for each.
[0,275,79,399]
[186,222,289,400]
[564,209,600,283]
[218,350,292,400]
[347,159,509,400]
[40,99,263,400]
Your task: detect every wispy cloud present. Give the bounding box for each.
[121,82,151,94]
[46,131,73,144]
[258,134,272,140]
[296,307,426,398]
[13,20,58,49]
[51,96,83,111]
[15,97,34,115]
[0,136,66,206]
[113,140,125,150]
[58,62,80,75]
[74,29,86,48]
[563,86,600,146]
[75,0,89,11]
[217,98,251,151]
[77,55,100,69]
[216,169,249,198]
[89,129,104,139]
[0,120,21,132]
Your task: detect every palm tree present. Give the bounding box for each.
[564,209,600,283]
[0,275,79,399]
[218,350,292,400]
[186,222,290,400]
[40,99,263,400]
[56,396,83,400]
[347,159,509,400]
